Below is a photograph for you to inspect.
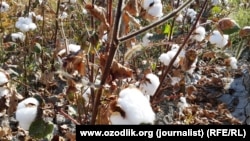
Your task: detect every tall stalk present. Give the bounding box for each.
[91,0,123,124]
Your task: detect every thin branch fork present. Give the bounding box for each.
[151,0,209,104]
[118,0,195,43]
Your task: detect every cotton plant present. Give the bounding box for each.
[142,0,163,18]
[11,32,26,42]
[225,56,238,70]
[139,73,160,100]
[29,12,43,21]
[59,11,68,20]
[110,86,155,125]
[186,8,197,23]
[159,44,182,68]
[191,26,206,42]
[0,1,9,13]
[15,97,40,130]
[57,44,81,56]
[15,17,37,32]
[208,30,229,48]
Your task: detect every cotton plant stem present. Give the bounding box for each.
[118,0,195,43]
[91,0,123,124]
[151,0,209,104]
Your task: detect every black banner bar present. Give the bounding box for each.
[76,125,250,140]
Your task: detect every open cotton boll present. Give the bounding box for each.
[192,26,206,42]
[59,12,68,19]
[142,33,153,46]
[11,32,25,42]
[0,87,10,98]
[0,70,9,85]
[0,1,9,13]
[16,97,39,130]
[139,73,160,99]
[15,17,37,32]
[142,0,153,9]
[186,8,197,23]
[110,86,155,124]
[186,57,198,75]
[229,57,238,69]
[176,13,183,23]
[147,2,163,18]
[159,50,180,67]
[57,44,81,56]
[209,30,229,48]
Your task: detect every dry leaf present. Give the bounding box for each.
[217,18,240,34]
[124,0,139,16]
[239,26,250,37]
[110,60,133,80]
[65,132,76,141]
[63,50,86,76]
[202,51,216,60]
[180,49,198,72]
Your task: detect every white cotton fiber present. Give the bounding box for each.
[110,86,155,124]
[139,73,160,98]
[16,97,39,130]
[209,30,229,48]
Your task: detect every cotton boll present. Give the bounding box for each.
[0,70,9,85]
[142,0,155,9]
[15,17,37,32]
[11,32,25,42]
[142,33,153,46]
[0,1,9,13]
[57,44,81,56]
[147,3,163,18]
[0,87,10,98]
[176,14,183,23]
[59,12,68,19]
[186,8,197,23]
[192,26,206,42]
[186,57,198,75]
[227,57,238,69]
[16,97,39,130]
[209,30,229,48]
[139,73,160,99]
[159,50,180,67]
[159,53,171,66]
[110,86,155,124]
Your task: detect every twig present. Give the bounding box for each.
[151,0,209,104]
[91,0,123,124]
[58,108,80,125]
[118,0,194,43]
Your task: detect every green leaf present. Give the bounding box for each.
[34,42,42,53]
[163,24,171,35]
[211,6,222,15]
[29,118,54,140]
